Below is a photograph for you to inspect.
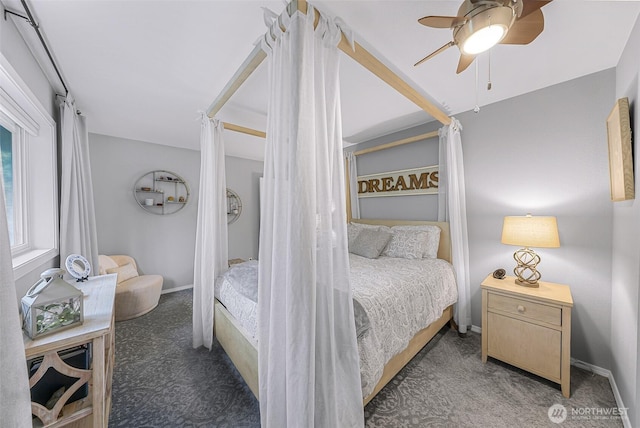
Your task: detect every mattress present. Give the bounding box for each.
[215,261,258,342]
[215,254,457,398]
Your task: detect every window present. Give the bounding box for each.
[1,54,58,279]
[0,114,26,251]
[0,123,13,243]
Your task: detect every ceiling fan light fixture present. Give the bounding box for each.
[454,5,515,55]
[461,25,506,54]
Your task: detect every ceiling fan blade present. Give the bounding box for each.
[418,15,465,29]
[414,41,455,67]
[500,8,544,45]
[456,53,476,74]
[520,0,552,19]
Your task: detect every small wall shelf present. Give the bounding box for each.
[133,170,190,215]
[227,188,242,224]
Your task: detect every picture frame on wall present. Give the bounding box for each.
[606,97,634,201]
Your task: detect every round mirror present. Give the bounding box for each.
[65,254,91,281]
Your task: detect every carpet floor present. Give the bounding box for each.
[109,289,622,427]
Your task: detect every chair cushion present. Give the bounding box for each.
[115,274,163,321]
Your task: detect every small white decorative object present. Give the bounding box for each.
[65,254,91,282]
[22,268,84,339]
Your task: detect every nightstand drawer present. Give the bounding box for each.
[488,312,561,381]
[488,293,561,326]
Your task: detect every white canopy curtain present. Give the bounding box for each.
[193,116,228,350]
[59,96,99,274]
[438,118,471,333]
[258,6,363,428]
[346,151,360,220]
[0,161,31,426]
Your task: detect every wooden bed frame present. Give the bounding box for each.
[213,219,455,406]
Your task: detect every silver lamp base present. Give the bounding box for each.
[513,247,541,288]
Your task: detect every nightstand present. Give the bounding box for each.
[24,274,117,426]
[481,274,573,397]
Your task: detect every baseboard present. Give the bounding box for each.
[470,324,482,334]
[570,358,631,428]
[161,284,193,295]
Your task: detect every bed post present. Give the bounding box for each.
[345,157,352,223]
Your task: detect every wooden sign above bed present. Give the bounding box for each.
[357,166,438,198]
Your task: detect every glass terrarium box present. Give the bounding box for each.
[22,268,84,339]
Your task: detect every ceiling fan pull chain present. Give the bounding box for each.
[487,50,492,90]
[474,59,480,113]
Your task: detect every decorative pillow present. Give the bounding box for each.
[98,255,118,276]
[391,225,441,259]
[347,223,361,251]
[382,229,430,259]
[349,228,392,259]
[353,299,370,338]
[106,263,139,284]
[350,222,391,232]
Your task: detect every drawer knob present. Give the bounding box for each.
[517,305,525,313]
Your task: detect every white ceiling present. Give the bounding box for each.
[4,0,640,160]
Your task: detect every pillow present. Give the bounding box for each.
[350,222,391,232]
[98,255,118,275]
[349,228,392,259]
[347,223,361,251]
[353,299,370,338]
[391,225,441,259]
[106,263,139,284]
[382,229,430,259]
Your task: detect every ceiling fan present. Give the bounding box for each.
[415,0,553,74]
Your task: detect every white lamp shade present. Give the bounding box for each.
[501,215,560,248]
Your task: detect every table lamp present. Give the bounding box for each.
[501,214,560,287]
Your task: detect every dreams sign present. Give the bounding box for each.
[357,166,438,198]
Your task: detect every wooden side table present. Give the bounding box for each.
[24,274,117,427]
[481,275,573,397]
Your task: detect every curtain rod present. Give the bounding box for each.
[4,2,68,95]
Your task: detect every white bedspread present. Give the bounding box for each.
[215,255,457,398]
[349,254,458,397]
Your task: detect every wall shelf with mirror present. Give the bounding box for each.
[227,188,242,224]
[133,170,190,215]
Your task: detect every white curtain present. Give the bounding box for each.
[438,118,471,334]
[193,116,228,350]
[0,154,32,426]
[258,6,364,427]
[346,151,360,220]
[59,96,99,275]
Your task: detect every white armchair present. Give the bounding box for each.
[98,255,163,321]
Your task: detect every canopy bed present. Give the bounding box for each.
[193,1,470,426]
[214,218,457,406]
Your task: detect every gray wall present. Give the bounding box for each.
[348,69,616,372]
[348,122,441,220]
[226,156,263,260]
[0,3,59,299]
[460,69,615,371]
[612,12,640,426]
[89,133,263,291]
